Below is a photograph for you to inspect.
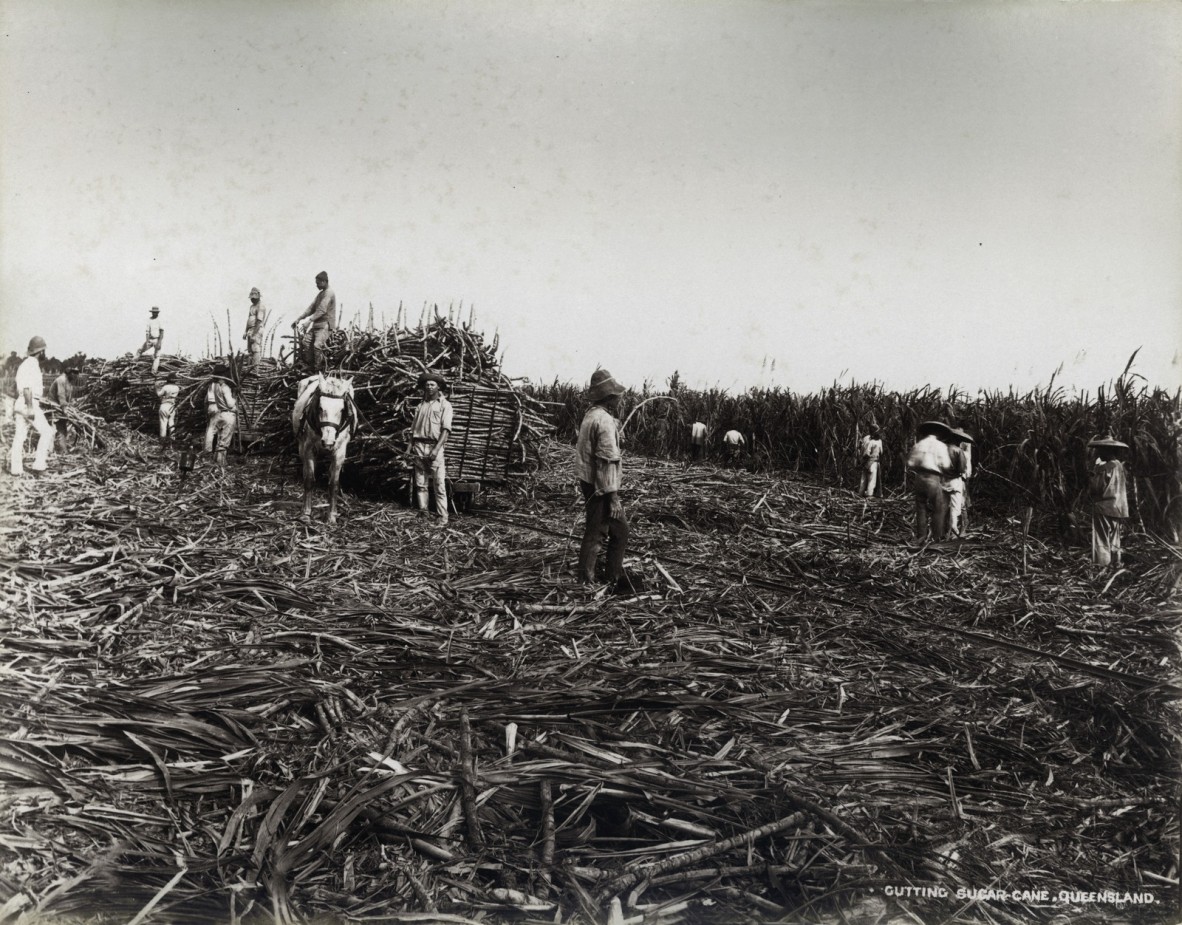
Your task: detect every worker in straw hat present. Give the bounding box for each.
[156,372,180,449]
[907,420,955,541]
[9,336,52,477]
[942,426,974,537]
[859,423,884,498]
[409,372,453,525]
[243,287,269,369]
[138,306,164,374]
[574,368,631,590]
[204,365,238,467]
[1087,434,1129,569]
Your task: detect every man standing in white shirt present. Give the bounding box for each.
[409,372,453,525]
[204,366,237,467]
[723,428,746,465]
[690,421,707,461]
[138,307,164,374]
[859,425,884,498]
[943,427,974,536]
[10,336,51,477]
[907,421,954,541]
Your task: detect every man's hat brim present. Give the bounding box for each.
[1088,436,1129,450]
[917,420,954,439]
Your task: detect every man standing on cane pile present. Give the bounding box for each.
[291,271,336,370]
[1088,435,1129,569]
[47,368,79,454]
[859,424,883,498]
[243,287,268,369]
[574,369,632,591]
[409,372,453,526]
[10,336,52,477]
[138,307,164,374]
[907,421,954,542]
[204,366,237,467]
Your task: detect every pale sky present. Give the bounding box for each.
[2,0,1180,394]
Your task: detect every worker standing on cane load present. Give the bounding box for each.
[243,287,268,368]
[409,372,452,525]
[47,368,78,454]
[1088,435,1129,569]
[942,427,974,536]
[859,424,883,498]
[204,366,237,467]
[10,336,51,477]
[574,369,632,591]
[156,373,180,449]
[291,271,336,370]
[138,307,164,374]
[907,421,954,542]
[690,421,707,461]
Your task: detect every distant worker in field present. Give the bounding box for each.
[907,421,954,542]
[409,372,453,525]
[10,336,51,477]
[204,366,238,467]
[723,427,746,465]
[4,351,19,376]
[243,287,269,368]
[138,306,164,374]
[156,372,180,449]
[291,271,337,370]
[942,427,974,536]
[1088,435,1129,569]
[47,368,79,454]
[859,424,883,498]
[690,421,707,461]
[575,368,631,590]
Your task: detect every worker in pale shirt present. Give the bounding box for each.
[723,428,745,464]
[943,428,974,536]
[138,306,164,374]
[409,372,453,525]
[204,366,238,466]
[906,421,954,541]
[10,336,52,477]
[1087,435,1129,568]
[574,368,631,590]
[690,421,707,461]
[859,425,883,498]
[156,373,180,448]
[243,287,269,368]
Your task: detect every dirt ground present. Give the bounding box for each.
[1,427,1179,925]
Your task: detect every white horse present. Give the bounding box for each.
[292,374,356,524]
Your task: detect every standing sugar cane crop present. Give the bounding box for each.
[1088,434,1129,569]
[575,368,632,591]
[204,365,238,467]
[9,336,51,478]
[859,424,883,498]
[46,368,78,454]
[156,372,180,449]
[137,306,164,374]
[942,426,974,536]
[690,420,707,461]
[243,286,269,368]
[409,372,453,526]
[291,271,337,370]
[907,420,955,542]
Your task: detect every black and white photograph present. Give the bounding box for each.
[1,1,1180,923]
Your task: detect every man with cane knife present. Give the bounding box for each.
[574,368,633,592]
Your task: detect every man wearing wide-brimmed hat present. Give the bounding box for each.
[907,420,955,541]
[409,372,453,525]
[10,336,51,477]
[138,306,164,374]
[574,368,630,589]
[204,365,238,467]
[1088,435,1129,568]
[243,287,269,368]
[942,426,974,537]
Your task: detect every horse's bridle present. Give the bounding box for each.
[300,389,355,440]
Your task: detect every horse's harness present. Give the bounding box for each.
[299,388,356,442]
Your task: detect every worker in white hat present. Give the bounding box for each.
[1088,435,1130,569]
[942,426,974,536]
[574,368,631,590]
[10,336,52,477]
[138,306,164,374]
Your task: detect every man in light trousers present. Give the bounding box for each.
[409,372,453,525]
[10,336,52,477]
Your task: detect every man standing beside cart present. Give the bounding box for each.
[409,372,453,526]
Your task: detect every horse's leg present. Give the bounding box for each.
[326,441,345,524]
[301,441,316,522]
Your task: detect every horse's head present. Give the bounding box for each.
[308,375,355,451]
